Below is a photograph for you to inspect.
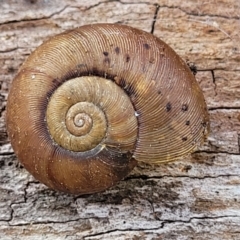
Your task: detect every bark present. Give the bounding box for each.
[0,0,240,239]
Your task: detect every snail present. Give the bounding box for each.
[6,23,209,195]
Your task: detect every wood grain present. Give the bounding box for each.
[0,0,239,239]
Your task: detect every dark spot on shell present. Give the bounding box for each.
[104,57,110,65]
[157,90,161,94]
[103,51,109,56]
[202,122,207,127]
[182,104,188,111]
[126,54,130,63]
[182,137,188,141]
[115,47,120,54]
[143,43,150,50]
[166,102,172,112]
[186,120,190,126]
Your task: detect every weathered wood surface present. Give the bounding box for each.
[0,0,240,239]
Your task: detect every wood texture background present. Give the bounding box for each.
[0,0,240,239]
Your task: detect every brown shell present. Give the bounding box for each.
[6,23,209,194]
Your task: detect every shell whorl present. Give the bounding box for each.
[6,24,209,194]
[46,76,138,153]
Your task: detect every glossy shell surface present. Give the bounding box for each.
[6,24,209,194]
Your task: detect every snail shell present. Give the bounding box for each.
[6,24,209,194]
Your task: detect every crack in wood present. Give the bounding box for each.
[0,5,68,26]
[126,174,240,181]
[211,70,217,96]
[82,216,240,239]
[209,106,240,110]
[150,3,160,34]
